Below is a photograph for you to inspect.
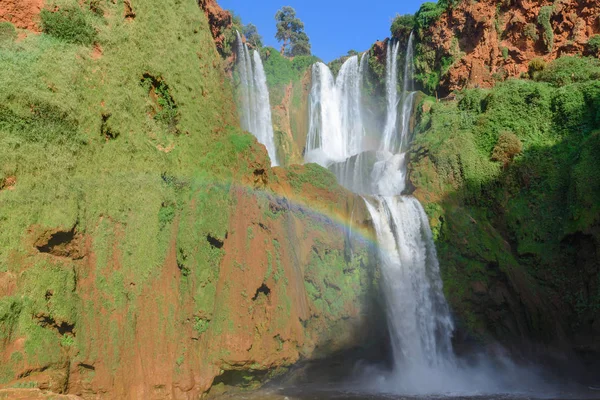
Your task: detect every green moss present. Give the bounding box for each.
[286,163,339,193]
[0,0,255,380]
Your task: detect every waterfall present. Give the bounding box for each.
[398,32,415,151]
[380,40,400,153]
[305,36,458,392]
[235,32,279,166]
[305,55,367,165]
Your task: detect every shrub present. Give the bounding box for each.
[0,22,17,44]
[536,56,600,86]
[537,6,554,53]
[458,89,488,114]
[501,46,509,60]
[524,23,539,42]
[415,2,445,29]
[586,35,600,55]
[40,7,96,46]
[391,14,415,38]
[528,58,547,79]
[292,55,319,74]
[491,131,522,166]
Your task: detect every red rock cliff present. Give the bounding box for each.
[417,0,600,95]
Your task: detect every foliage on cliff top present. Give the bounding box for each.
[258,46,318,105]
[391,14,415,39]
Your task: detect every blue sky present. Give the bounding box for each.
[218,0,424,62]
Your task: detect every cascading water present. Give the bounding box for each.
[380,40,400,153]
[235,32,279,166]
[306,55,367,165]
[306,37,461,393]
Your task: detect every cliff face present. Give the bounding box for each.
[0,0,383,398]
[413,0,600,96]
[408,63,600,371]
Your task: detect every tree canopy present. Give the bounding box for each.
[243,23,262,48]
[275,6,311,56]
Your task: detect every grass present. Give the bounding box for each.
[40,6,98,46]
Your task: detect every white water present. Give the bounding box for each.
[305,38,556,396]
[235,32,279,166]
[380,40,401,153]
[306,55,367,165]
[305,38,460,393]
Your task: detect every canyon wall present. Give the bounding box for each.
[0,0,384,398]
[406,0,600,96]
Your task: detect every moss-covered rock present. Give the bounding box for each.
[408,58,600,355]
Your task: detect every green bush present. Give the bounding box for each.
[537,6,554,53]
[458,89,488,114]
[536,56,600,86]
[415,2,445,29]
[528,58,547,79]
[0,22,17,44]
[524,23,539,42]
[491,131,522,165]
[292,55,319,74]
[391,14,415,38]
[40,7,96,46]
[586,35,600,55]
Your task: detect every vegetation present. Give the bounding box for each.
[243,23,262,48]
[587,35,600,55]
[415,2,446,30]
[274,6,311,56]
[40,6,97,46]
[537,6,554,53]
[0,22,17,44]
[528,58,547,79]
[0,0,263,383]
[535,56,600,86]
[391,14,415,39]
[410,55,600,340]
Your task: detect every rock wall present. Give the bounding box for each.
[410,0,600,96]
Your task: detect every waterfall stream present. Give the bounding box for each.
[235,32,279,166]
[305,37,458,392]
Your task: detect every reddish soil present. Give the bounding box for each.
[0,0,44,31]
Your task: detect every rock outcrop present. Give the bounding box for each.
[413,0,600,95]
[0,0,44,31]
[198,0,233,58]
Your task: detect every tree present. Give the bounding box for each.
[288,31,311,56]
[243,23,262,48]
[275,6,311,56]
